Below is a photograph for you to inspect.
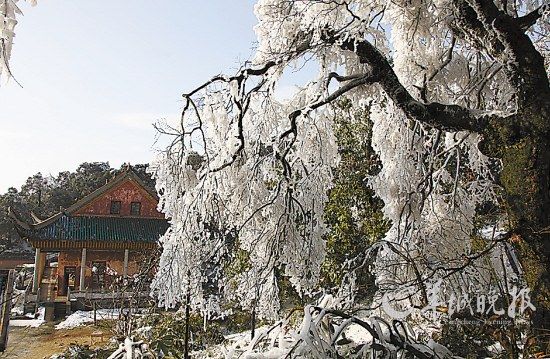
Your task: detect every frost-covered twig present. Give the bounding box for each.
[107,337,154,359]
[0,0,37,84]
[228,305,458,359]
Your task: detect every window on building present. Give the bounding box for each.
[110,200,121,214]
[130,201,142,216]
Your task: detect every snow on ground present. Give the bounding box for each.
[10,307,45,328]
[55,309,123,330]
[187,325,273,358]
[224,326,269,342]
[10,306,23,316]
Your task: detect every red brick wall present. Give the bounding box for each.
[74,179,163,218]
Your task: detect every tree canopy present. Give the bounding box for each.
[149,0,550,356]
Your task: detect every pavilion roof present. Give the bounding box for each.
[14,214,168,244]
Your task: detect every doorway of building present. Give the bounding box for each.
[61,266,76,296]
[91,261,106,289]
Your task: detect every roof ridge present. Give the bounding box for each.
[8,207,64,230]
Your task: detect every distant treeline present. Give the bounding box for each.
[0,162,154,256]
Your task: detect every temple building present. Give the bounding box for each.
[10,167,168,314]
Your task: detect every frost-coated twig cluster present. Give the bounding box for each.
[0,0,36,82]
[106,337,154,359]
[223,305,458,358]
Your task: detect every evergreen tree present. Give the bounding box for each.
[322,100,390,298]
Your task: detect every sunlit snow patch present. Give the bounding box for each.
[55,309,121,330]
[9,307,45,328]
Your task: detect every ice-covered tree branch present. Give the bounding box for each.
[335,35,495,133]
[0,0,37,84]
[151,0,550,355]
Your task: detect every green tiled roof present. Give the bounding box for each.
[20,214,168,243]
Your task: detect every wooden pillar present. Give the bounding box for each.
[38,252,46,289]
[0,270,15,351]
[79,248,87,291]
[32,248,41,293]
[66,287,71,316]
[123,249,129,278]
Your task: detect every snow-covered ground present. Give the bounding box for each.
[9,307,45,328]
[55,309,123,330]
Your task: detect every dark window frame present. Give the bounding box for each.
[130,201,142,216]
[110,200,122,215]
[62,266,76,295]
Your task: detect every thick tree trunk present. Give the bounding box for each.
[496,106,550,349]
[451,0,550,336]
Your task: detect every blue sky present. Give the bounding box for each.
[0,1,260,191]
